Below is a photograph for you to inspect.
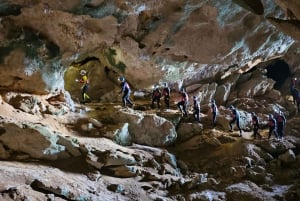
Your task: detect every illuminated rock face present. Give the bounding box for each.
[1,1,300,201]
[0,0,299,99]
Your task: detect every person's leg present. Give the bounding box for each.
[122,94,127,107]
[82,85,90,102]
[229,119,235,131]
[165,96,170,109]
[277,124,283,139]
[253,125,261,139]
[193,109,199,121]
[268,127,272,139]
[177,101,183,113]
[151,98,155,108]
[212,112,216,127]
[256,126,262,138]
[236,118,242,136]
[183,102,188,116]
[126,92,133,106]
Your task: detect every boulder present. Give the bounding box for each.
[278,149,296,164]
[176,122,203,142]
[115,109,177,146]
[0,123,81,160]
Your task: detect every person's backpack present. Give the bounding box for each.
[153,89,161,97]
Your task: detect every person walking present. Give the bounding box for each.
[268,114,278,140]
[210,99,218,128]
[177,88,188,117]
[162,82,171,109]
[75,69,90,104]
[295,89,300,112]
[119,76,133,108]
[274,110,286,141]
[151,85,162,109]
[290,77,298,104]
[251,112,262,139]
[192,96,200,122]
[229,105,242,137]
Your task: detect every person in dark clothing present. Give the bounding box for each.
[291,87,299,106]
[151,85,161,109]
[268,114,278,140]
[290,77,298,104]
[295,89,300,112]
[192,96,200,122]
[119,76,133,107]
[177,88,188,117]
[210,99,218,128]
[274,110,286,141]
[229,105,242,136]
[162,82,171,109]
[251,112,262,139]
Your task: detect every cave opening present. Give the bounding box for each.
[265,59,291,89]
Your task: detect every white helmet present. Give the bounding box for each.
[118,76,125,82]
[80,69,87,75]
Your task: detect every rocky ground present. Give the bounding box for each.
[0,87,300,201]
[0,0,300,200]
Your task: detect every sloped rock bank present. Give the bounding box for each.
[0,89,300,200]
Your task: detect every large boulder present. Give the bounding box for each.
[0,123,81,160]
[238,75,275,98]
[114,108,177,146]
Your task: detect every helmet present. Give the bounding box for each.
[251,112,255,116]
[229,105,234,109]
[118,76,125,82]
[193,96,197,99]
[211,99,215,103]
[80,69,87,75]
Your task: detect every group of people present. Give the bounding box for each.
[75,70,288,141]
[267,111,286,141]
[75,70,134,106]
[150,83,171,110]
[151,86,218,127]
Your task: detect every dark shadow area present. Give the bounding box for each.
[31,180,73,201]
[71,56,100,66]
[265,59,291,89]
[0,2,22,17]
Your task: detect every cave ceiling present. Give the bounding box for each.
[0,0,299,95]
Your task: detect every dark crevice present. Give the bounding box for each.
[265,59,291,89]
[0,2,22,17]
[71,56,100,66]
[0,127,6,135]
[30,180,73,201]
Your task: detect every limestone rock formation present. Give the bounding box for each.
[0,0,300,200]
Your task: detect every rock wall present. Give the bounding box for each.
[0,0,299,101]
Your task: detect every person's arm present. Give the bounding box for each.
[274,119,277,129]
[119,83,124,94]
[283,116,287,127]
